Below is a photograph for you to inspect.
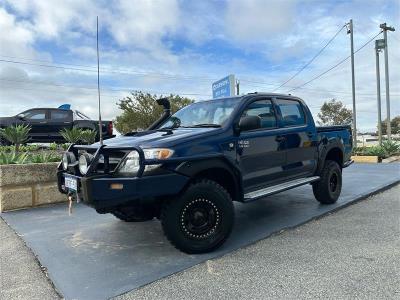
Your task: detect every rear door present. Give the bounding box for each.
[275,98,318,178]
[236,98,287,192]
[48,109,73,141]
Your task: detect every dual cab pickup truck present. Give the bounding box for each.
[58,93,353,254]
[0,106,114,144]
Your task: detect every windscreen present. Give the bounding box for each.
[160,97,240,129]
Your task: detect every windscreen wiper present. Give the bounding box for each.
[186,124,221,128]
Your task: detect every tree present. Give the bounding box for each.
[379,116,400,135]
[317,99,352,126]
[114,91,194,134]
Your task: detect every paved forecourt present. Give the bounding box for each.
[1,163,399,300]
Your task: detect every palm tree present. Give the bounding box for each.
[0,124,31,151]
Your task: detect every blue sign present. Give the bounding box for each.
[212,74,235,99]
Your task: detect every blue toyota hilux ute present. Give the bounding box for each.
[58,93,353,253]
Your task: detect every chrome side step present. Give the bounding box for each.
[243,176,320,202]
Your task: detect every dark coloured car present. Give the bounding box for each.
[0,106,114,144]
[58,93,353,253]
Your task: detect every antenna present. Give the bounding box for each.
[96,16,103,145]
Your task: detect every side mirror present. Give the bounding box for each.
[238,115,261,131]
[17,115,25,121]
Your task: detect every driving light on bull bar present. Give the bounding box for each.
[79,153,93,175]
[117,151,140,174]
[62,152,76,170]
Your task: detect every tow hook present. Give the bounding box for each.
[67,192,81,216]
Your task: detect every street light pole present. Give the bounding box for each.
[380,23,395,141]
[348,19,357,147]
[375,44,382,145]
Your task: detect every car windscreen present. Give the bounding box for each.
[159,97,240,129]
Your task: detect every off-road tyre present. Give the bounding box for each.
[313,160,342,204]
[161,179,234,254]
[111,205,155,222]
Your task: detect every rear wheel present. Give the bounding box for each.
[313,160,342,204]
[161,179,234,254]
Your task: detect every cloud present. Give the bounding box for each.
[224,0,296,43]
[0,7,35,57]
[0,0,399,133]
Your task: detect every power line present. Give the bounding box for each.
[287,31,383,93]
[1,78,206,96]
[273,24,346,92]
[0,58,219,83]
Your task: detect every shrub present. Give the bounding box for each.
[363,146,387,159]
[80,129,97,145]
[0,124,31,151]
[49,142,58,151]
[0,152,29,165]
[381,140,400,156]
[60,128,84,143]
[61,143,71,150]
[29,152,61,163]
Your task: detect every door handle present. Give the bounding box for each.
[275,136,286,142]
[39,122,47,124]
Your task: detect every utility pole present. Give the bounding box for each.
[347,20,357,147]
[375,40,384,145]
[380,23,395,141]
[96,16,103,145]
[236,79,240,95]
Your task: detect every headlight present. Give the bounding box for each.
[117,151,140,174]
[143,148,174,172]
[79,153,93,175]
[62,152,76,170]
[143,148,174,160]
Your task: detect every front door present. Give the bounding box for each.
[236,99,286,192]
[19,109,49,141]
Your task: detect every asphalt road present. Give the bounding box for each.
[0,185,399,300]
[0,219,60,300]
[116,185,400,300]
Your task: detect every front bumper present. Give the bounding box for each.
[58,170,189,210]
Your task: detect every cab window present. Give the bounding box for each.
[21,109,47,120]
[51,110,70,120]
[276,99,305,126]
[241,99,277,129]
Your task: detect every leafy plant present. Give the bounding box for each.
[363,146,387,159]
[49,142,58,151]
[60,128,84,143]
[0,151,29,165]
[0,124,31,151]
[381,140,400,156]
[29,152,61,163]
[61,143,71,150]
[80,129,97,145]
[0,145,14,152]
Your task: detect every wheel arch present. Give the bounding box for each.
[316,139,345,175]
[175,158,243,202]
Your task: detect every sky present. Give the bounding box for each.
[0,0,399,132]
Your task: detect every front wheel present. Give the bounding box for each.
[313,160,342,204]
[161,179,234,254]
